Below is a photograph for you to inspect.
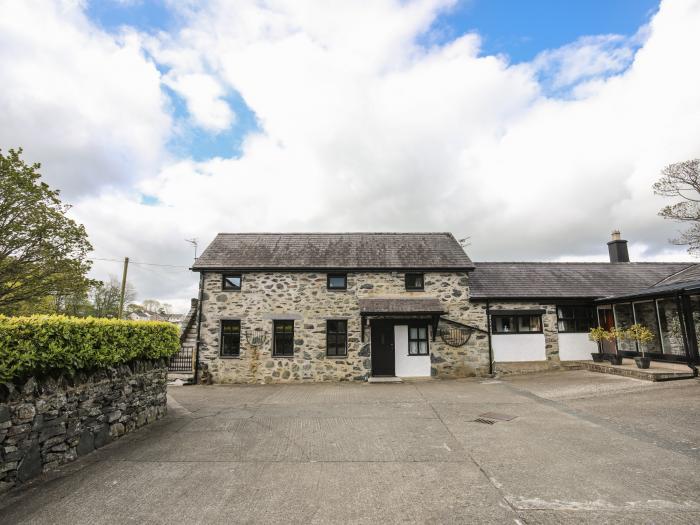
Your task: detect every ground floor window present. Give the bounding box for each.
[656,298,686,356]
[273,320,295,356]
[556,305,595,333]
[326,320,348,357]
[408,324,429,355]
[492,314,542,334]
[220,320,241,357]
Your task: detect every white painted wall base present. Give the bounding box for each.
[394,325,431,377]
[559,333,597,361]
[492,334,546,362]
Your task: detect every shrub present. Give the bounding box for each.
[0,315,180,382]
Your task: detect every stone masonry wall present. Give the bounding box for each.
[486,301,562,375]
[0,360,168,491]
[198,271,490,383]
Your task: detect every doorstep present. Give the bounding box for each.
[577,358,695,382]
[367,376,403,383]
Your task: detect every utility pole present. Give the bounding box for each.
[118,256,129,319]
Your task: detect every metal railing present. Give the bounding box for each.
[168,345,194,372]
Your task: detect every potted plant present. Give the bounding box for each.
[626,324,654,369]
[588,327,608,362]
[606,327,625,365]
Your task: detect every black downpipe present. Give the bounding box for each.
[486,299,493,375]
[193,272,204,384]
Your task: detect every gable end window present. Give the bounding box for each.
[273,320,295,357]
[222,274,242,291]
[326,320,348,357]
[557,305,595,333]
[327,273,347,290]
[220,320,241,357]
[491,314,542,334]
[405,273,424,290]
[408,323,429,355]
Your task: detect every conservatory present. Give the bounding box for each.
[595,280,700,365]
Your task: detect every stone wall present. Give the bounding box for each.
[0,360,168,491]
[486,301,562,375]
[197,271,490,383]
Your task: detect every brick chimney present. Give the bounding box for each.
[607,230,630,263]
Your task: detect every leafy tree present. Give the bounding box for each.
[653,159,700,253]
[0,148,95,314]
[90,276,136,318]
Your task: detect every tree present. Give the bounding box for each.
[0,148,95,314]
[90,276,136,318]
[653,159,700,253]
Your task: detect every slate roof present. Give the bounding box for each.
[469,262,695,300]
[654,263,700,286]
[358,297,445,314]
[192,233,473,271]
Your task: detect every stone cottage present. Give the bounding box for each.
[189,232,490,383]
[186,231,699,383]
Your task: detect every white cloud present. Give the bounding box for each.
[163,72,235,131]
[4,0,700,311]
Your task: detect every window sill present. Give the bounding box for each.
[492,332,544,335]
[219,355,242,359]
[406,354,429,357]
[272,355,296,359]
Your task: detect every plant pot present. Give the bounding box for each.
[608,355,623,365]
[591,353,605,362]
[634,356,651,369]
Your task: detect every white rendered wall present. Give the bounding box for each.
[394,325,431,377]
[558,333,597,361]
[492,334,546,362]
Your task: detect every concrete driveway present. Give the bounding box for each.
[1,371,699,524]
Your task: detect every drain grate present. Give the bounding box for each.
[479,412,517,422]
[473,417,496,425]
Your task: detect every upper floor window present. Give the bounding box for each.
[220,320,241,357]
[326,320,348,357]
[557,305,595,333]
[405,273,424,291]
[327,273,347,290]
[492,314,542,334]
[273,320,295,357]
[222,274,242,291]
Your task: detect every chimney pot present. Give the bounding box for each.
[607,230,630,263]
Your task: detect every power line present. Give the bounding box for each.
[90,257,191,269]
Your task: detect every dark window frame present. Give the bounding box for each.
[556,305,596,333]
[326,320,348,357]
[222,273,242,291]
[220,319,241,357]
[273,320,295,357]
[491,314,543,335]
[326,273,347,290]
[405,273,425,291]
[407,322,430,356]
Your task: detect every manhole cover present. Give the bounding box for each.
[478,412,517,422]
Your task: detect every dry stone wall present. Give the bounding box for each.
[198,271,490,383]
[0,360,168,491]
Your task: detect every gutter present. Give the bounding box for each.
[193,272,204,384]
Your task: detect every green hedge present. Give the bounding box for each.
[0,315,181,382]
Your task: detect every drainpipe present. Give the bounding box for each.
[193,272,204,384]
[486,299,493,375]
